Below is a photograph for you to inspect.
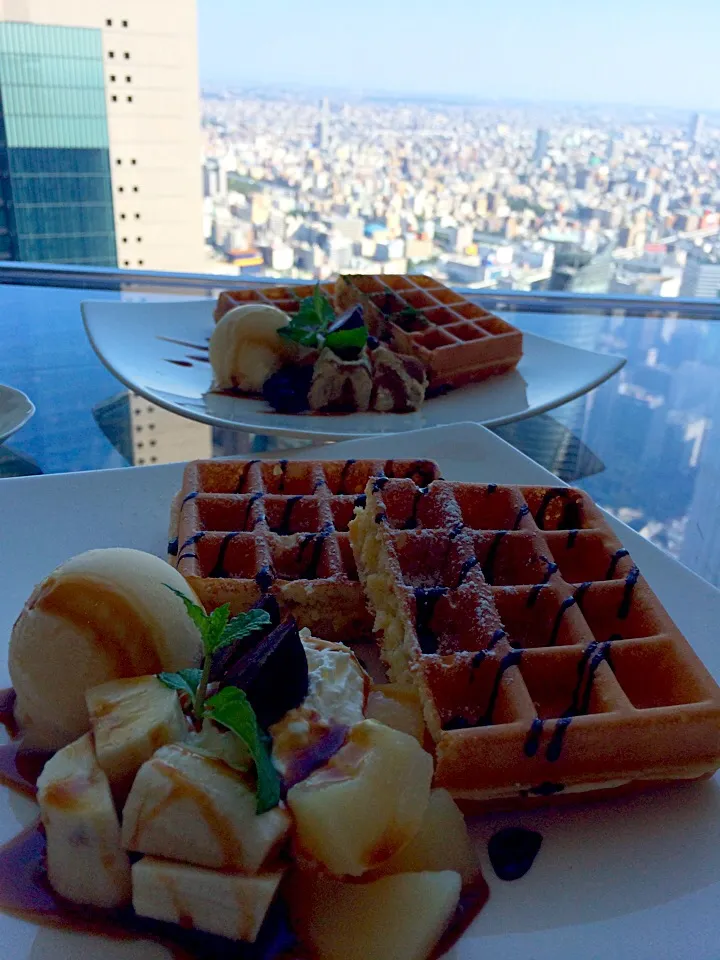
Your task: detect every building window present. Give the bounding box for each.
[110,75,116,82]
[131,158,137,165]
[150,457,158,464]
[136,236,142,243]
[150,439,157,446]
[123,260,130,266]
[127,95,133,103]
[137,441,144,449]
[124,52,130,59]
[125,76,132,82]
[122,19,129,26]
[108,51,115,58]
[106,18,112,26]
[118,186,124,193]
[138,259,144,266]
[115,158,121,165]
[134,213,140,219]
[111,95,117,102]
[132,186,139,192]
[122,237,128,243]
[120,213,126,219]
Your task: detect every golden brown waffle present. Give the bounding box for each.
[349,478,720,805]
[214,282,336,324]
[169,458,441,643]
[335,274,523,390]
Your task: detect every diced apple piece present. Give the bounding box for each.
[86,676,188,799]
[290,869,461,960]
[365,683,425,741]
[132,856,284,942]
[37,733,131,908]
[287,719,433,876]
[122,743,290,873]
[370,789,478,883]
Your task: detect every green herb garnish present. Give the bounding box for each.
[158,668,202,699]
[163,587,271,716]
[279,284,335,347]
[325,325,368,352]
[204,686,281,813]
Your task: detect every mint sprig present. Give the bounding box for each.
[279,284,335,347]
[158,668,202,699]
[205,686,281,813]
[162,586,270,717]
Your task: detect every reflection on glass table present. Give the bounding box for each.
[2,267,720,592]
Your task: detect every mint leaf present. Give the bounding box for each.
[326,325,368,352]
[217,608,271,650]
[165,586,208,639]
[204,603,231,654]
[278,284,335,348]
[205,687,281,813]
[158,668,203,699]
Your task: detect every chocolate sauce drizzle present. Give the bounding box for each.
[606,548,629,579]
[243,492,264,529]
[255,566,275,592]
[487,483,498,494]
[523,781,565,796]
[414,586,448,653]
[488,628,507,649]
[374,511,387,524]
[405,486,428,530]
[180,491,198,509]
[276,496,303,535]
[167,536,178,556]
[566,529,579,548]
[523,718,544,757]
[535,488,580,530]
[457,555,480,587]
[372,474,389,492]
[235,459,259,493]
[297,523,333,578]
[276,460,289,493]
[488,827,543,881]
[545,640,612,762]
[210,531,239,577]
[546,717,573,762]
[573,581,592,609]
[526,583,545,607]
[449,521,465,540]
[480,649,522,725]
[177,531,206,565]
[618,566,640,619]
[354,494,366,508]
[482,531,507,585]
[513,505,529,530]
[338,459,356,493]
[541,558,559,583]
[548,595,576,646]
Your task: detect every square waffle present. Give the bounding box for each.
[335,274,523,390]
[214,282,336,324]
[350,478,720,806]
[168,458,441,643]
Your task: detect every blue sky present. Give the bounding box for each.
[198,0,720,110]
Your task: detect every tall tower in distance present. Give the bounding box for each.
[0,0,204,271]
[688,112,705,147]
[314,96,330,150]
[532,127,550,166]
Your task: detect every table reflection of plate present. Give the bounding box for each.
[2,422,719,959]
[82,299,625,440]
[0,384,34,445]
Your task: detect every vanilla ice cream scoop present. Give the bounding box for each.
[209,303,292,393]
[10,548,203,749]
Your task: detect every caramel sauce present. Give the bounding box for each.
[33,577,164,676]
[0,689,489,957]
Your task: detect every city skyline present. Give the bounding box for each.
[197,0,720,111]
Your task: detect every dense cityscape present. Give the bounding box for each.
[200,91,720,297]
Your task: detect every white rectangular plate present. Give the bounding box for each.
[82,298,625,439]
[1,423,718,960]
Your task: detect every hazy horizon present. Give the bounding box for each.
[198,0,720,112]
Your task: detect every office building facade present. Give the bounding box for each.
[0,0,203,270]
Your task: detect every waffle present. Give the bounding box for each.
[335,274,523,390]
[168,458,441,643]
[214,282,336,324]
[349,478,720,806]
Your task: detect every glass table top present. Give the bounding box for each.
[2,270,720,590]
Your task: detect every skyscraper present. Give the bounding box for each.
[0,1,204,270]
[532,128,550,166]
[314,96,330,150]
[680,254,720,298]
[688,112,705,146]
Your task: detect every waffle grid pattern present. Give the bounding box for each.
[169,458,441,643]
[335,274,523,389]
[352,478,720,801]
[213,282,336,324]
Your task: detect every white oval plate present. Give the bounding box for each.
[81,298,625,439]
[0,384,34,445]
[0,423,718,959]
